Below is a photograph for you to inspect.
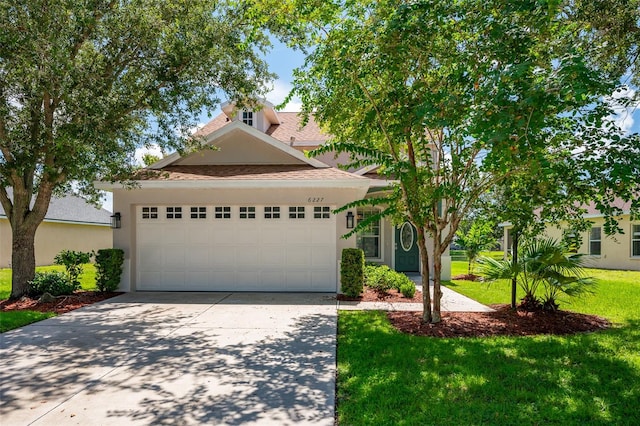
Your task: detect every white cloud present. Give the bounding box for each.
[607,86,639,134]
[134,144,165,166]
[267,80,302,112]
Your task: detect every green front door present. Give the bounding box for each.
[394,222,420,272]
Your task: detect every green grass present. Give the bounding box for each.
[450,249,504,262]
[0,264,97,332]
[337,261,640,425]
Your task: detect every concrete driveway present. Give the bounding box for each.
[0,292,337,425]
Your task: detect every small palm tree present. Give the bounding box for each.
[479,238,596,311]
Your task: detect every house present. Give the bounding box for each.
[0,191,112,268]
[96,100,451,292]
[503,200,640,271]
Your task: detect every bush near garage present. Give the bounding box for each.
[341,248,365,297]
[95,248,125,292]
[54,250,92,288]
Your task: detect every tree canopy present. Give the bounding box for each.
[293,0,639,322]
[0,0,282,297]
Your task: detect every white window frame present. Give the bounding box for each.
[241,110,254,126]
[589,226,601,256]
[314,206,331,219]
[264,206,280,219]
[190,206,206,219]
[289,206,305,219]
[632,223,640,258]
[214,206,231,219]
[356,207,383,261]
[141,206,158,220]
[166,206,182,219]
[240,206,256,219]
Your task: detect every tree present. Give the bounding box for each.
[0,0,281,298]
[480,238,596,311]
[294,0,622,323]
[455,220,496,275]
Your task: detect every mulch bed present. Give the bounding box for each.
[388,304,610,338]
[337,287,610,337]
[451,273,483,282]
[336,286,423,303]
[0,291,122,314]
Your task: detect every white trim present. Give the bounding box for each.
[631,223,640,258]
[96,178,369,190]
[150,121,328,170]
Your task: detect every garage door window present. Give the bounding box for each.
[190,207,206,219]
[240,206,256,219]
[142,207,158,219]
[264,206,280,219]
[214,206,231,219]
[289,206,305,219]
[166,207,182,219]
[314,206,331,219]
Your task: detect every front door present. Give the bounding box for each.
[394,222,419,272]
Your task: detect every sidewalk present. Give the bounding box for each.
[338,274,494,312]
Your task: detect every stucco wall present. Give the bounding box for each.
[503,215,640,271]
[0,218,112,268]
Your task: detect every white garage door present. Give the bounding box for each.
[135,205,337,292]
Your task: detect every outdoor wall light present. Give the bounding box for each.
[346,211,355,229]
[110,212,122,229]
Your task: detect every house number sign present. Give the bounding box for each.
[307,197,325,203]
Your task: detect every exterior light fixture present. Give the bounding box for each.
[346,211,355,229]
[110,212,121,229]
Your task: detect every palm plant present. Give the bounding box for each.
[479,238,596,311]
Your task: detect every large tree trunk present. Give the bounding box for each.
[431,235,443,323]
[10,224,38,299]
[416,226,432,323]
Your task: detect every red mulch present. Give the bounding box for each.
[451,273,483,281]
[337,287,610,337]
[0,291,122,314]
[388,304,610,338]
[336,286,423,303]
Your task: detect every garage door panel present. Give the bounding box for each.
[136,205,337,292]
[286,246,311,265]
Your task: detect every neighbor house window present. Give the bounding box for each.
[264,206,280,219]
[356,208,381,259]
[240,206,256,219]
[142,207,158,219]
[632,224,640,257]
[589,226,601,256]
[166,206,182,219]
[242,110,253,126]
[289,206,305,219]
[314,206,331,219]
[214,206,231,219]
[190,207,206,219]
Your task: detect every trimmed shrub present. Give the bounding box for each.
[54,250,92,287]
[95,248,125,292]
[341,248,365,297]
[365,264,417,298]
[29,271,78,296]
[399,281,416,298]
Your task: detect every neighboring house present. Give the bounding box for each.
[503,200,640,271]
[97,99,451,292]
[0,190,112,268]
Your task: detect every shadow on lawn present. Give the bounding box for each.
[0,294,336,424]
[338,313,640,425]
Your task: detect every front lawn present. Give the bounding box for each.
[337,263,640,425]
[0,264,97,332]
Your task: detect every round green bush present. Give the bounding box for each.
[29,271,78,296]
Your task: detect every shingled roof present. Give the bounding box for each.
[0,189,111,225]
[134,165,363,181]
